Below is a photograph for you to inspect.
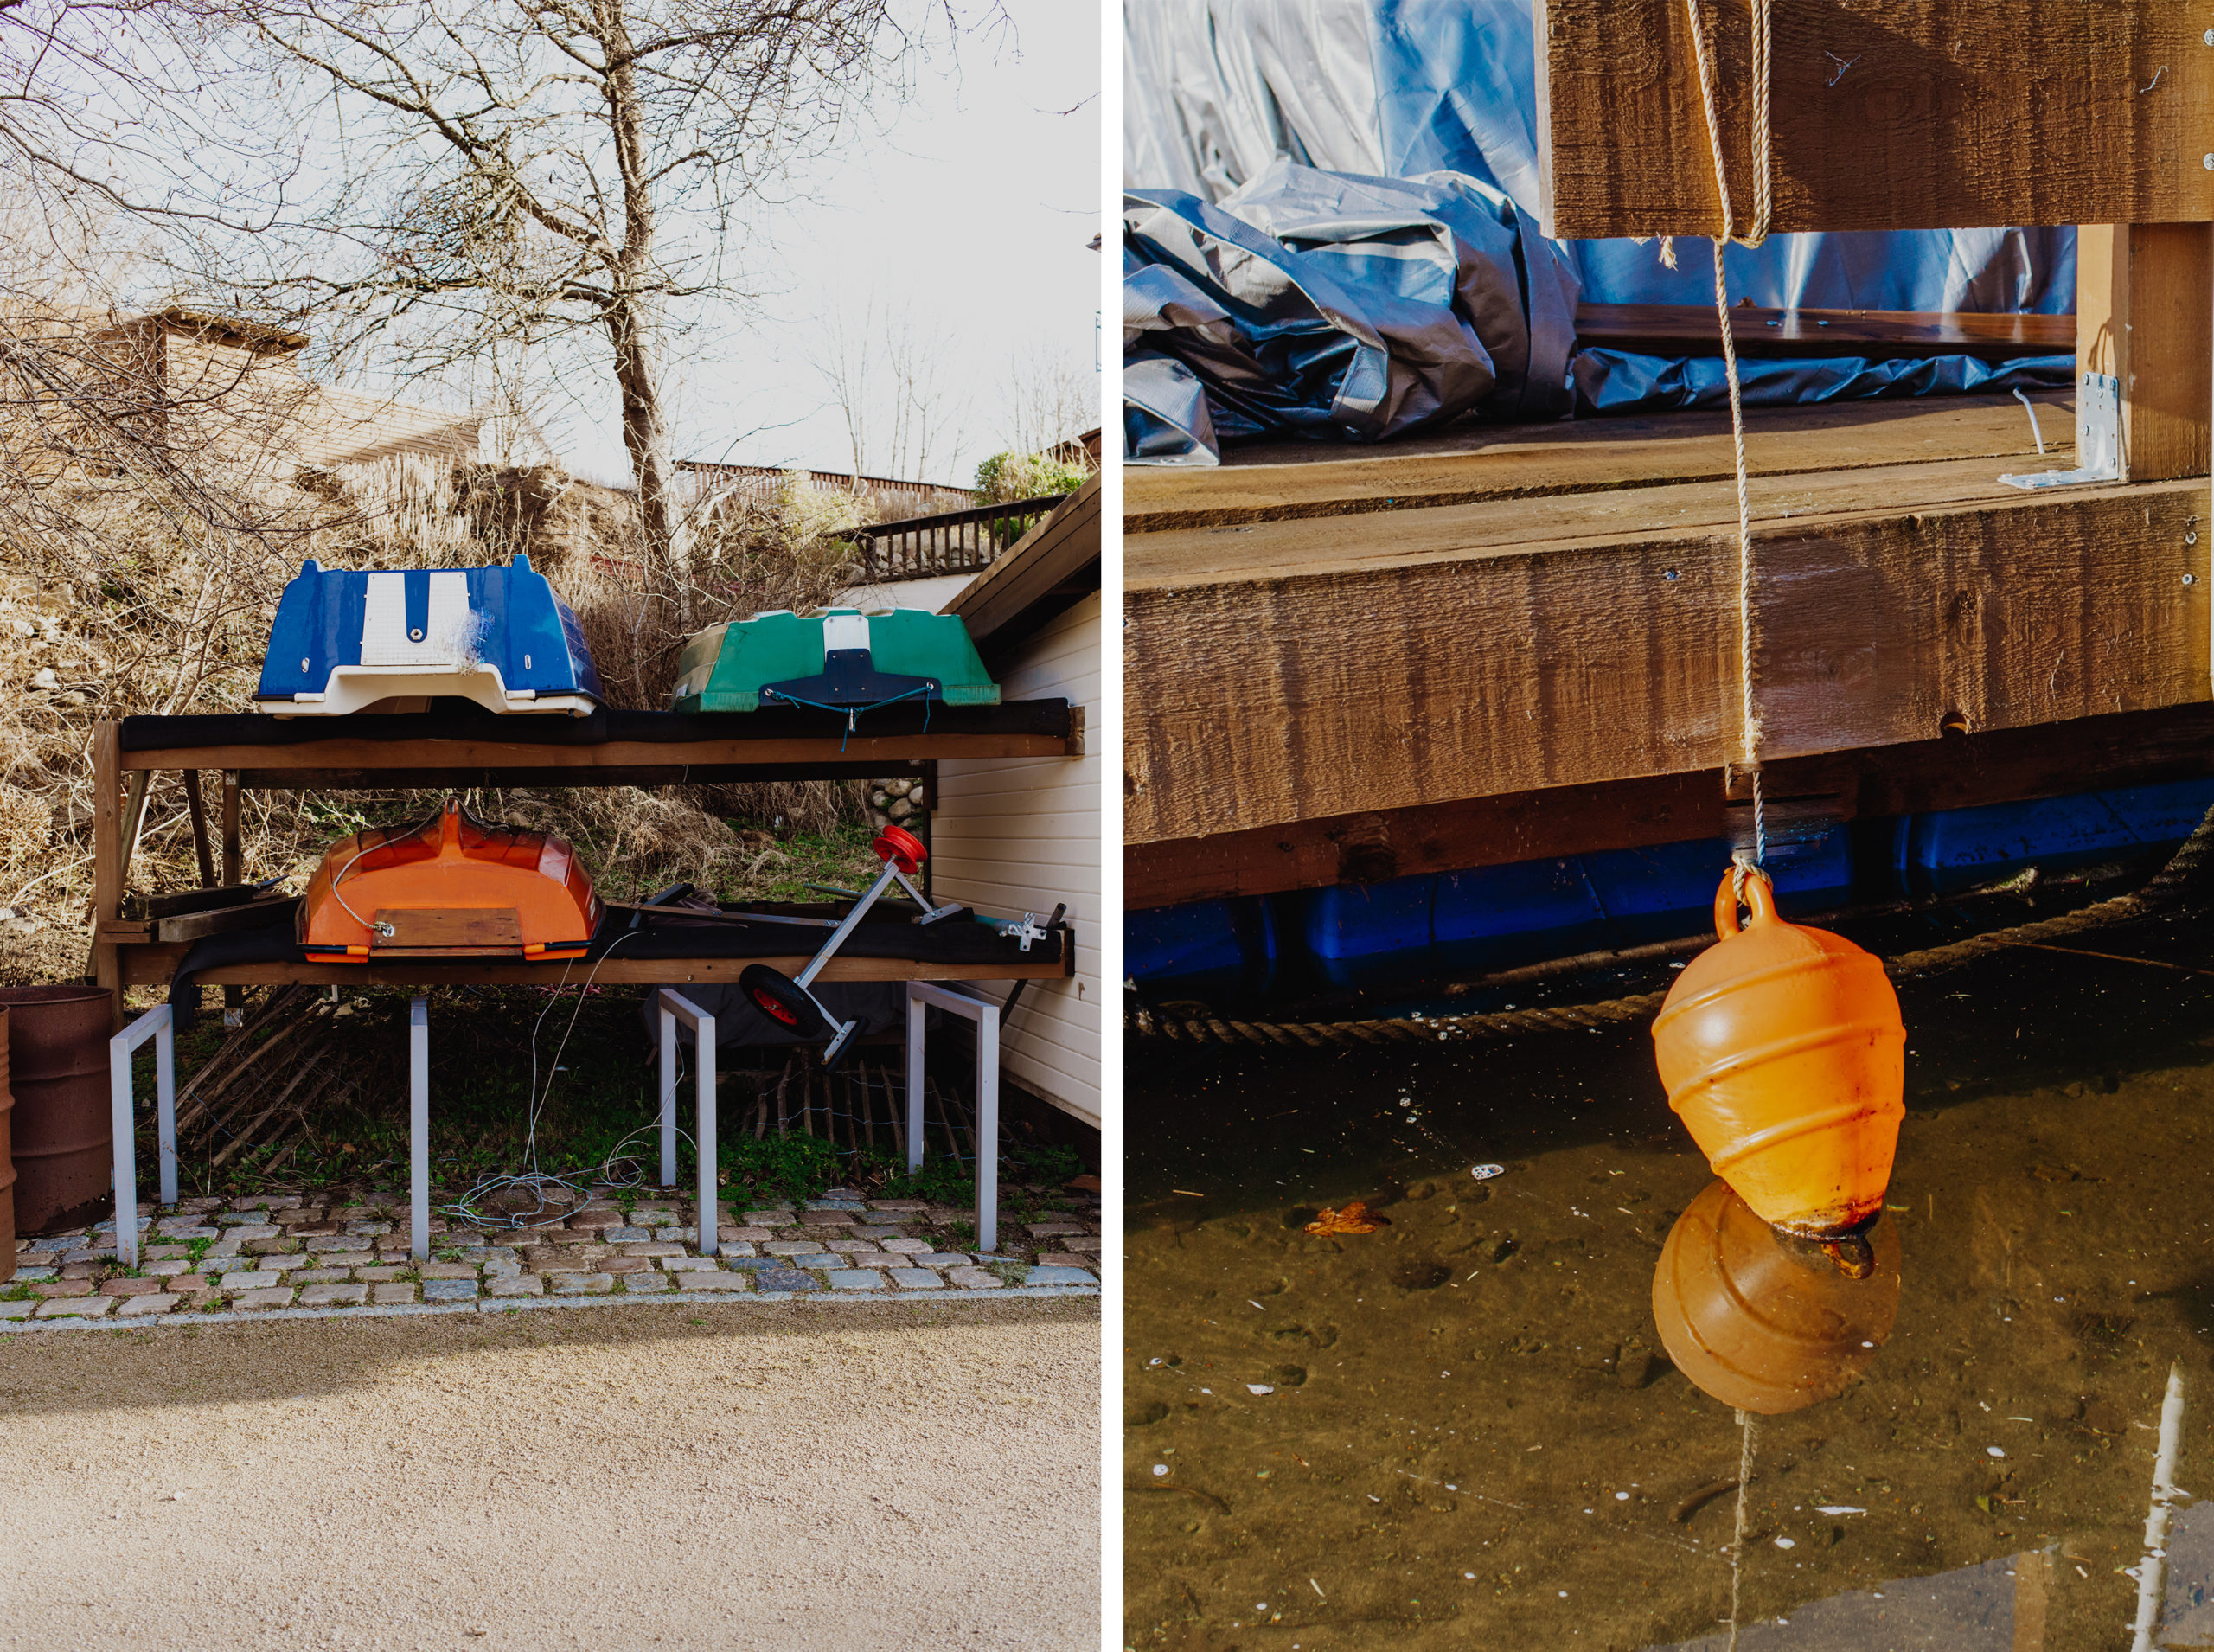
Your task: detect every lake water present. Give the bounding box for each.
[1124,901,2214,1649]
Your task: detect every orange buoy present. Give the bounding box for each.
[1651,868,1904,1236]
[1652,1177,1900,1414]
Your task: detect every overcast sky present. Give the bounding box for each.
[545,0,1103,490]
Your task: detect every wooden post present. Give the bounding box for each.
[181,770,214,887]
[91,722,122,1024]
[220,772,240,884]
[221,771,243,1015]
[2077,223,2214,482]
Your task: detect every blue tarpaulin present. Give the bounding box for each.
[1123,0,2076,462]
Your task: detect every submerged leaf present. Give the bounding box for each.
[1304,1201,1389,1237]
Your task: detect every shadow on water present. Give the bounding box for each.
[1123,906,2214,1649]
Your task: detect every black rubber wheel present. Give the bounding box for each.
[739,964,826,1038]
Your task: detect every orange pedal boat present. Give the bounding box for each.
[298,798,600,962]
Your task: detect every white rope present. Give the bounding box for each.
[1727,1407,1757,1649]
[1685,0,1774,874]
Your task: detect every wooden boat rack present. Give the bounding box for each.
[93,702,1081,996]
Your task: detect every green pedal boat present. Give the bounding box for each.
[669,607,1000,715]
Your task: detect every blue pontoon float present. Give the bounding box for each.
[253,556,604,717]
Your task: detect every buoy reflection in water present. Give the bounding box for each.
[1652,1177,1902,1415]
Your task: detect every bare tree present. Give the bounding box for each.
[216,0,995,608]
[998,331,1096,456]
[812,292,968,485]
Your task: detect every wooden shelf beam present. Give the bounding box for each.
[1126,394,2211,852]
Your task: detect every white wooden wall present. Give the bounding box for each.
[929,591,1101,1127]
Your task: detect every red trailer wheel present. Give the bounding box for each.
[739,965,825,1038]
[872,824,928,874]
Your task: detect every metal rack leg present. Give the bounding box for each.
[658,1002,678,1188]
[155,1015,176,1208]
[107,1004,173,1268]
[976,1002,999,1257]
[695,1013,717,1258]
[905,985,925,1173]
[410,997,429,1262]
[110,1054,135,1267]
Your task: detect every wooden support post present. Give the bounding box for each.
[181,770,214,887]
[91,722,122,1024]
[220,772,241,884]
[2077,224,2214,482]
[221,772,243,1014]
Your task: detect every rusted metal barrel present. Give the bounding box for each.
[0,1008,15,1281]
[0,987,112,1236]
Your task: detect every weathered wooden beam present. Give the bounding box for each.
[1126,468,2211,847]
[2077,223,2214,480]
[118,948,1071,989]
[1124,389,2068,533]
[1126,700,2214,908]
[1535,1,2214,239]
[1577,302,2075,362]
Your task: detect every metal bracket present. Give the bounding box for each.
[887,863,963,925]
[2000,372,2119,490]
[998,912,1051,952]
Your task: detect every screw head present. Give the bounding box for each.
[2203,152,2212,170]
[300,656,310,671]
[409,627,425,641]
[2187,573,2199,586]
[1663,568,1681,582]
[2204,26,2212,44]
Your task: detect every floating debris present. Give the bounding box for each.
[1305,1201,1389,1236]
[1472,1164,1506,1181]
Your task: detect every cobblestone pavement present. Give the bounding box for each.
[6,1184,1101,1328]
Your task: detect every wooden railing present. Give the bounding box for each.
[853,495,1070,583]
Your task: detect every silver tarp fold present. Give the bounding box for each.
[1124,159,1577,458]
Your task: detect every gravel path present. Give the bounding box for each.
[0,1296,1099,1649]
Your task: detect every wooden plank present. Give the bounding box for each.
[1127,699,2214,907]
[220,772,240,883]
[1577,302,2076,361]
[1124,390,2068,532]
[122,730,1072,775]
[152,899,297,946]
[1125,470,2211,845]
[220,772,241,1013]
[118,947,1070,989]
[229,762,934,791]
[2077,223,2214,480]
[91,720,121,1020]
[1534,1,2214,239]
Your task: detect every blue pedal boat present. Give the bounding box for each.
[254,556,604,717]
